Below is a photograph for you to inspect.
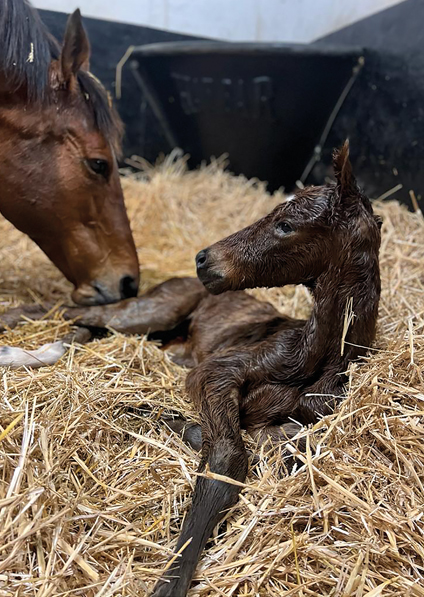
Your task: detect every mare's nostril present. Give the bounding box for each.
[120,275,138,299]
[196,249,208,270]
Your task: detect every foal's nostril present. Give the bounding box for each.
[196,249,208,270]
[120,275,138,299]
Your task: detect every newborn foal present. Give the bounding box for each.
[151,143,381,596]
[0,144,381,597]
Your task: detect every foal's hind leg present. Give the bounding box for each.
[165,419,307,471]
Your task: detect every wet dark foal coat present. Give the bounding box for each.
[0,1,139,305]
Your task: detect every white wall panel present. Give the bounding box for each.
[34,0,404,43]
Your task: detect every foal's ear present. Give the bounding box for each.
[332,140,359,204]
[59,10,90,86]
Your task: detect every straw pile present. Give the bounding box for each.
[1,154,423,597]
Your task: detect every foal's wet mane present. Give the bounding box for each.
[0,0,122,151]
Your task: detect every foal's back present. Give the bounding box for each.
[182,291,305,364]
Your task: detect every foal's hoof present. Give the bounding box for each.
[0,341,67,369]
[164,417,203,452]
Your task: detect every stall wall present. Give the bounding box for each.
[34,0,404,43]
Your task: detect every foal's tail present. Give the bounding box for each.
[152,364,248,597]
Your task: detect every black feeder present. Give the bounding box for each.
[130,42,364,192]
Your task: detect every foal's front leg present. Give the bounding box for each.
[152,354,312,596]
[152,358,249,597]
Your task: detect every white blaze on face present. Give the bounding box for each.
[283,189,329,223]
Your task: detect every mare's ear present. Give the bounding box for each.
[58,10,90,86]
[332,140,359,205]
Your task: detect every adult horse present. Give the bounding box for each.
[0,0,139,306]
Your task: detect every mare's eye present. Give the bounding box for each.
[87,159,110,179]
[275,221,293,235]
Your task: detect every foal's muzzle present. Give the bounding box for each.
[195,249,209,271]
[195,248,226,294]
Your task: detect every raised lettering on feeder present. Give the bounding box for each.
[170,73,275,120]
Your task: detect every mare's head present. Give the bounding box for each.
[0,2,139,304]
[196,142,382,294]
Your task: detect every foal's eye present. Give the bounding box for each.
[86,159,110,179]
[275,221,293,235]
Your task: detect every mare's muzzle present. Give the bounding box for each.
[72,274,139,305]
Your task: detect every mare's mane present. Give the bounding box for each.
[0,0,122,150]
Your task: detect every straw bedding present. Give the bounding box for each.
[0,154,423,596]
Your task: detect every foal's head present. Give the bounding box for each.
[0,3,139,305]
[196,142,381,294]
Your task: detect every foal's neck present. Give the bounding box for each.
[303,243,380,372]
